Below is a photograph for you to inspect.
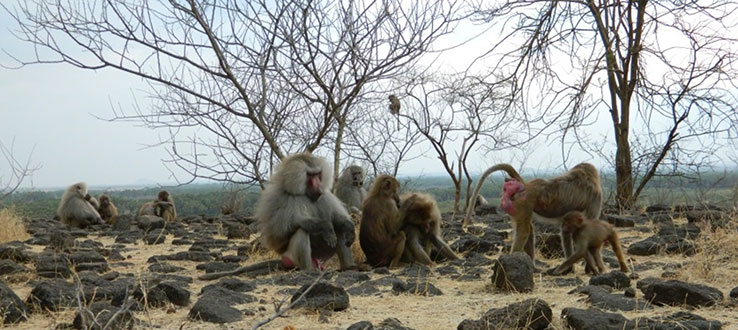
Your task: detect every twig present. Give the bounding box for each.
[250,271,327,330]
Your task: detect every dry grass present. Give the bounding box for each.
[679,217,738,286]
[0,207,30,243]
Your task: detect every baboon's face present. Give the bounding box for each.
[351,169,364,186]
[99,196,110,206]
[75,185,86,197]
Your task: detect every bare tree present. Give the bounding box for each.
[471,1,738,209]
[3,0,462,186]
[0,138,40,200]
[342,99,423,179]
[402,72,516,212]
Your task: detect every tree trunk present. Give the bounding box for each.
[614,131,634,210]
[453,180,461,212]
[333,119,345,190]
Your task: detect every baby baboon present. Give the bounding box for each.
[360,175,416,268]
[547,211,629,276]
[334,165,367,213]
[401,192,459,265]
[465,163,602,271]
[388,94,401,130]
[97,194,119,225]
[84,194,100,210]
[257,153,356,271]
[57,182,102,228]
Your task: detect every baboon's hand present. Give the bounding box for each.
[324,230,338,249]
[343,228,355,246]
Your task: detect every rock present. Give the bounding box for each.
[201,278,256,294]
[536,233,564,259]
[637,277,723,307]
[457,319,486,330]
[491,252,534,293]
[149,282,191,307]
[290,281,349,311]
[196,261,239,273]
[0,241,34,263]
[137,215,165,232]
[730,286,738,299]
[570,285,649,312]
[347,320,374,330]
[72,301,134,330]
[562,308,628,330]
[377,318,413,330]
[602,214,636,227]
[0,280,30,324]
[0,260,28,275]
[111,214,133,231]
[451,236,501,254]
[27,279,76,311]
[481,298,551,330]
[391,280,443,296]
[589,271,631,289]
[143,230,167,245]
[188,296,242,324]
[35,255,73,279]
[148,262,185,274]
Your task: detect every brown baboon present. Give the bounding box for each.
[464,163,602,271]
[57,182,102,228]
[137,190,177,222]
[388,94,401,130]
[256,153,356,271]
[334,165,367,213]
[97,194,119,225]
[547,211,629,275]
[401,193,459,265]
[156,190,177,221]
[360,175,417,268]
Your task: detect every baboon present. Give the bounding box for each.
[57,182,102,228]
[464,163,602,270]
[547,211,629,276]
[388,94,401,130]
[360,175,416,268]
[156,190,177,221]
[256,153,356,271]
[401,192,459,265]
[334,165,367,213]
[137,190,177,222]
[388,94,401,115]
[84,193,100,210]
[97,194,119,225]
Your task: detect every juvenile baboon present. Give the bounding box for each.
[57,182,102,228]
[97,195,119,225]
[401,192,459,265]
[360,175,416,268]
[256,153,356,271]
[84,193,100,210]
[334,165,367,213]
[464,163,602,270]
[547,211,629,276]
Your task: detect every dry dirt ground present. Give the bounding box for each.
[4,213,738,330]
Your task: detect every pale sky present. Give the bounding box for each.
[1,3,733,190]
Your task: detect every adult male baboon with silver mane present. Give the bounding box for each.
[257,153,356,271]
[57,182,102,228]
[335,165,367,213]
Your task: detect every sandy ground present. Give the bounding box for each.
[5,216,738,330]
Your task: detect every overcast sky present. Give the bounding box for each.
[2,3,732,190]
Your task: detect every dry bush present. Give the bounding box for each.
[0,207,30,243]
[680,214,738,286]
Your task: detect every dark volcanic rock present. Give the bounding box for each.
[589,271,631,289]
[451,235,501,254]
[536,233,564,258]
[602,214,636,227]
[637,277,723,307]
[482,298,551,330]
[562,308,628,330]
[201,278,256,294]
[347,320,375,330]
[136,215,165,232]
[0,280,30,324]
[491,252,534,293]
[196,261,239,273]
[0,241,34,263]
[148,262,185,274]
[0,259,28,275]
[290,281,349,311]
[27,279,76,311]
[570,285,649,312]
[391,280,443,296]
[35,254,73,278]
[188,296,242,324]
[72,301,134,330]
